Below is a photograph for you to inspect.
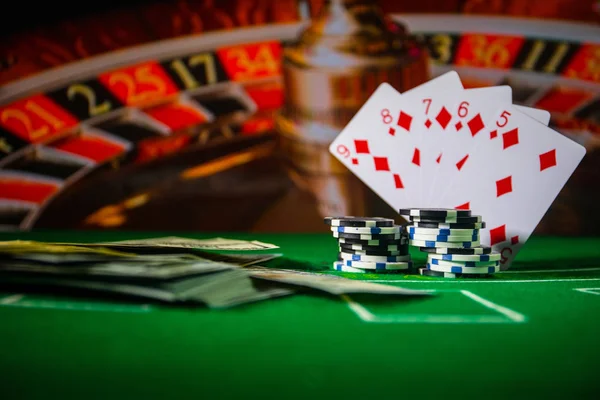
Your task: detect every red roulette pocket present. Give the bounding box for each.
[135,134,194,164]
[534,86,596,115]
[143,99,211,131]
[0,94,78,144]
[244,80,285,111]
[216,41,282,82]
[240,113,276,135]
[0,172,61,204]
[98,61,180,107]
[49,129,131,164]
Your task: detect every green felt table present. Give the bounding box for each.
[1,230,600,399]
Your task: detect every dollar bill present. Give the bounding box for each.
[74,236,279,250]
[246,267,432,296]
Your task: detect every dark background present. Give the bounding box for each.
[1,0,599,234]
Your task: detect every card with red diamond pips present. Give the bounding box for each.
[329,71,586,269]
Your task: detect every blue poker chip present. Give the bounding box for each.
[339,252,411,262]
[408,233,479,242]
[429,258,499,268]
[429,252,501,262]
[419,245,491,254]
[426,263,500,274]
[409,239,480,248]
[342,259,413,271]
[333,225,401,234]
[334,231,401,240]
[418,268,492,279]
[408,226,479,236]
[324,217,394,227]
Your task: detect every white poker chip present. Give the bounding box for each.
[426,263,500,274]
[333,231,402,240]
[340,259,413,270]
[325,217,394,227]
[408,233,479,242]
[332,262,369,273]
[427,257,499,268]
[409,239,480,248]
[339,252,411,262]
[427,252,501,262]
[338,237,401,246]
[331,225,401,234]
[332,262,408,274]
[408,226,479,236]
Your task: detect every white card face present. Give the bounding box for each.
[432,99,552,207]
[428,86,513,206]
[514,105,551,126]
[398,71,464,206]
[445,105,586,269]
[329,83,420,210]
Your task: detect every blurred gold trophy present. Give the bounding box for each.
[276,0,429,218]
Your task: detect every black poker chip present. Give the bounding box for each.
[419,245,493,255]
[411,215,483,224]
[334,231,401,241]
[399,208,472,219]
[339,245,408,257]
[418,268,492,279]
[339,240,407,250]
[410,221,486,229]
[324,216,395,227]
[338,237,404,247]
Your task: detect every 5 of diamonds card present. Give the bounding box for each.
[440,104,586,269]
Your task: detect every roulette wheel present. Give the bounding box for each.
[0,1,428,232]
[0,2,598,234]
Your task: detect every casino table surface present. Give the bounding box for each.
[1,230,599,399]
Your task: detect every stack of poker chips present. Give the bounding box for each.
[325,217,412,273]
[399,208,501,278]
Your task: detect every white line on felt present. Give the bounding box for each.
[460,290,527,323]
[2,301,152,313]
[371,314,510,324]
[340,294,376,322]
[503,267,600,274]
[573,288,600,296]
[341,294,518,324]
[0,294,24,304]
[365,278,600,283]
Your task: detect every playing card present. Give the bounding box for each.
[514,105,551,126]
[329,72,463,209]
[431,93,553,207]
[329,83,418,208]
[427,85,513,205]
[444,105,586,269]
[398,71,464,206]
